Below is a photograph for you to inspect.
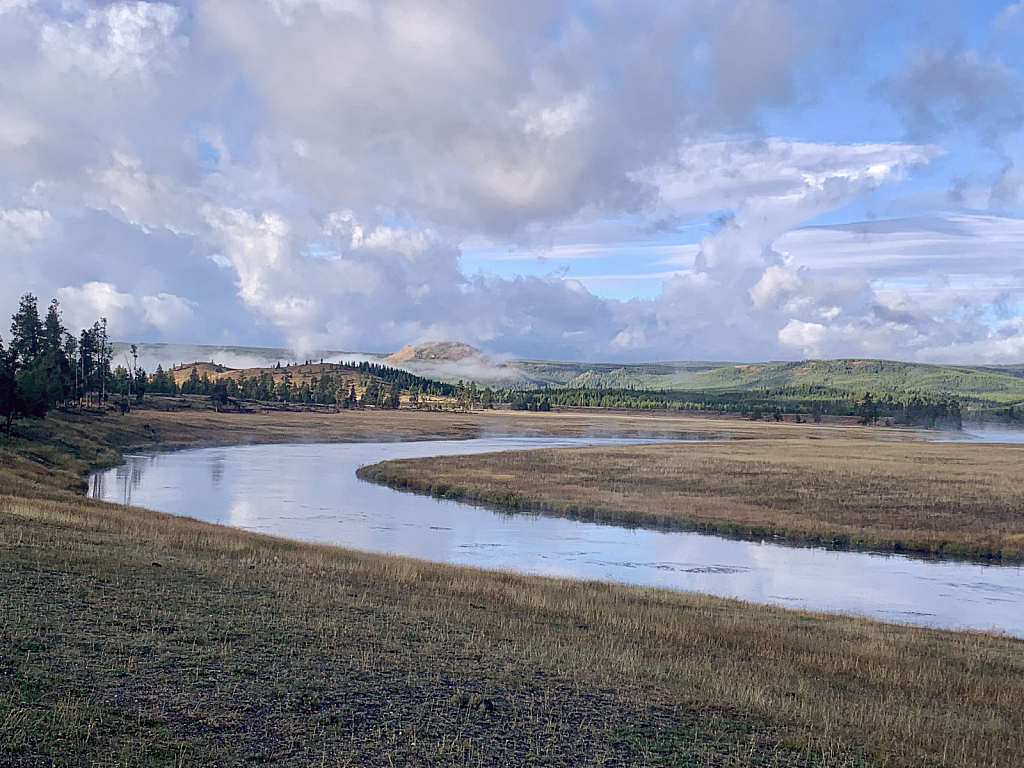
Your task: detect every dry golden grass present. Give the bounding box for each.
[3,407,1023,766]
[362,438,1024,560]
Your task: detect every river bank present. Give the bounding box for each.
[92,438,1024,634]
[359,439,1024,562]
[2,406,1023,766]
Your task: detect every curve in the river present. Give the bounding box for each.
[88,436,1024,637]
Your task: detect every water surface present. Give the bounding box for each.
[89,437,1024,637]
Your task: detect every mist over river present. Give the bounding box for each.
[89,436,1024,636]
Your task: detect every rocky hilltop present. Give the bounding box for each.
[382,341,535,386]
[384,341,486,364]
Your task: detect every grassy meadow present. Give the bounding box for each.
[2,406,1023,766]
[360,438,1024,561]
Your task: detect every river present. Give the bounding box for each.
[88,435,1024,636]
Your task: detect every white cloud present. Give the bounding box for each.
[778,319,826,357]
[89,150,183,228]
[140,292,194,330]
[0,108,42,152]
[652,140,936,228]
[1,0,1024,367]
[56,281,138,333]
[0,208,55,248]
[776,214,1024,315]
[204,207,293,310]
[750,266,803,308]
[518,92,593,139]
[0,0,35,15]
[41,2,184,81]
[56,281,193,336]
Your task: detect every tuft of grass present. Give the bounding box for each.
[360,439,1024,561]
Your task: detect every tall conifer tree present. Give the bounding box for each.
[10,293,42,366]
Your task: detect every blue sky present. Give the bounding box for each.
[2,0,1024,363]
[462,1,1024,304]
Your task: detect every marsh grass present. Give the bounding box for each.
[361,439,1024,560]
[2,409,1023,766]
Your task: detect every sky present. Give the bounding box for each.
[2,0,1024,364]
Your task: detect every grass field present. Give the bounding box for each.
[2,406,1023,766]
[360,439,1024,561]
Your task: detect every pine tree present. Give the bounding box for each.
[9,293,42,366]
[133,366,147,402]
[42,299,66,357]
[78,328,95,403]
[94,319,111,403]
[63,334,78,402]
[0,335,18,437]
[182,367,202,395]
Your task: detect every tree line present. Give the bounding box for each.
[491,385,963,429]
[168,363,463,409]
[0,294,128,436]
[0,293,470,435]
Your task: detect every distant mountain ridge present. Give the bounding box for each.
[512,357,1024,408]
[114,341,1024,406]
[683,359,1024,404]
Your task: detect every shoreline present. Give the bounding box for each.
[355,460,1021,564]
[356,437,1024,565]
[357,458,1024,564]
[68,403,1024,566]
[3,405,1024,766]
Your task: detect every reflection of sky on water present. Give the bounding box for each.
[88,436,1024,637]
[939,425,1024,444]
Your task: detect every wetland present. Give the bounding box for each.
[91,436,1024,635]
[3,407,1024,767]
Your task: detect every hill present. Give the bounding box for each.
[162,360,459,410]
[511,360,729,388]
[111,342,382,376]
[508,358,1024,407]
[113,340,1024,414]
[385,341,484,364]
[684,359,1024,405]
[383,341,533,387]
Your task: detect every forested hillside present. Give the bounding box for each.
[160,360,460,410]
[687,359,1024,403]
[510,358,1024,405]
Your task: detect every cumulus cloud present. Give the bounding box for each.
[55,281,194,336]
[778,319,827,357]
[41,2,184,81]
[185,137,939,361]
[0,208,55,249]
[1,0,1024,365]
[140,292,195,329]
[750,266,803,309]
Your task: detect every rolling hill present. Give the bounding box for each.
[511,358,1024,406]
[115,340,1024,410]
